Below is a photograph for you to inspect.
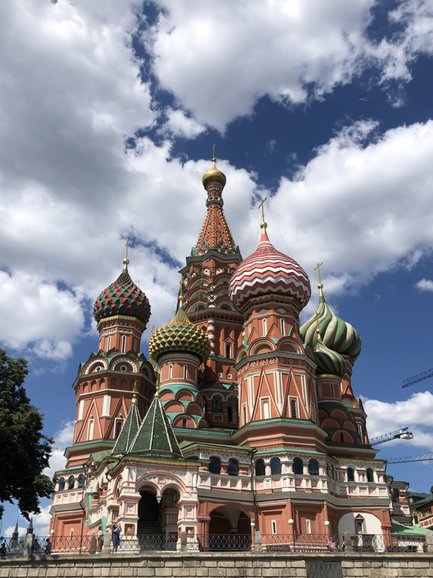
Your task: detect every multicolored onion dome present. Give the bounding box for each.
[313,335,346,378]
[300,284,362,362]
[229,227,311,311]
[93,263,151,325]
[202,156,226,189]
[149,305,211,363]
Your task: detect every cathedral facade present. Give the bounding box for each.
[50,159,391,550]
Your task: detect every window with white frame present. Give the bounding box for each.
[306,519,312,534]
[102,394,111,417]
[121,335,127,353]
[271,520,277,535]
[262,317,267,336]
[78,399,85,420]
[279,318,285,335]
[88,417,95,440]
[261,398,270,420]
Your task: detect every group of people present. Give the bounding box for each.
[94,523,121,554]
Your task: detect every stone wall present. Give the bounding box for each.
[1,552,433,578]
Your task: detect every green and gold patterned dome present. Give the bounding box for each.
[300,284,362,362]
[149,304,211,363]
[313,333,346,378]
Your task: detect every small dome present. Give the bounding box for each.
[149,305,211,363]
[93,264,151,326]
[202,157,226,189]
[300,284,361,362]
[314,336,346,378]
[229,227,311,312]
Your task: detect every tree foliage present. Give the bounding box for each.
[0,348,54,520]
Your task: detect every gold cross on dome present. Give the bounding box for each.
[257,196,268,228]
[314,261,323,287]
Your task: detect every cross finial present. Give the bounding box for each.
[212,144,216,167]
[123,235,130,268]
[258,196,268,231]
[314,261,324,289]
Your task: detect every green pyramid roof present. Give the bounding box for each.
[112,396,141,456]
[128,393,183,459]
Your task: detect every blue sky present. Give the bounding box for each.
[1,0,433,535]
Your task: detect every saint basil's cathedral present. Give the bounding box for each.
[50,158,391,549]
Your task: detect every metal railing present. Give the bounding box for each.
[0,532,427,556]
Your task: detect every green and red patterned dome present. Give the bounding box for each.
[300,284,361,362]
[93,261,151,325]
[229,226,311,312]
[149,304,211,363]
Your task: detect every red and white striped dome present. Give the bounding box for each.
[229,228,311,311]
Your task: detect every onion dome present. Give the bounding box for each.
[300,284,362,361]
[313,332,346,378]
[202,155,226,189]
[229,225,311,312]
[149,304,211,363]
[93,260,151,325]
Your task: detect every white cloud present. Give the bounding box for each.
[148,0,433,130]
[364,391,433,450]
[162,108,207,139]
[0,271,84,359]
[148,0,375,130]
[267,119,433,292]
[44,421,75,479]
[416,278,433,292]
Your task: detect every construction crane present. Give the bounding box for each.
[369,427,414,446]
[402,367,433,388]
[387,453,433,464]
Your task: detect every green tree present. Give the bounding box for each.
[0,348,54,520]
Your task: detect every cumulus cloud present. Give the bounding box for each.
[267,119,433,293]
[148,0,433,130]
[0,271,84,359]
[416,279,433,292]
[364,391,433,450]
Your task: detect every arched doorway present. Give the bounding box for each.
[208,506,251,550]
[137,486,180,550]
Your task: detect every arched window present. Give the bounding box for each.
[67,475,75,490]
[114,418,123,438]
[228,458,239,476]
[347,467,355,482]
[255,459,265,476]
[366,468,374,483]
[121,335,127,353]
[212,395,223,413]
[209,456,221,474]
[290,398,297,419]
[308,458,319,476]
[78,474,85,488]
[270,457,282,475]
[292,457,303,475]
[58,477,65,491]
[88,417,94,441]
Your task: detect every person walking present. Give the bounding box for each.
[112,523,121,553]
